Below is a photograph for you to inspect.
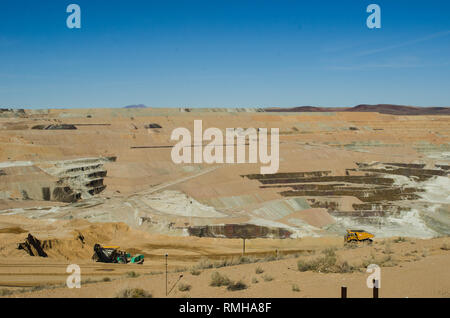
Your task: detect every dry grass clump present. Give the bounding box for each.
[345,242,358,249]
[227,280,248,291]
[361,253,397,268]
[255,266,264,274]
[292,284,300,292]
[0,283,68,296]
[251,277,259,284]
[178,283,192,292]
[191,252,291,273]
[262,255,277,262]
[382,243,393,254]
[195,256,258,271]
[262,274,274,282]
[116,288,152,298]
[297,250,356,273]
[210,272,231,287]
[440,243,450,251]
[237,256,256,264]
[126,271,140,278]
[197,258,214,269]
[393,237,408,243]
[335,260,354,273]
[0,289,13,296]
[213,259,232,268]
[214,257,250,268]
[322,247,337,257]
[190,268,202,276]
[144,271,163,276]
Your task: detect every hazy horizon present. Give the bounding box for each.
[3,103,450,110]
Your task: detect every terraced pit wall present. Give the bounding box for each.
[188,223,292,239]
[0,157,116,203]
[242,163,449,217]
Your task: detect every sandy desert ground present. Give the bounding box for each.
[0,107,449,298]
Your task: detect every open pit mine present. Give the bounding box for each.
[0,107,449,296]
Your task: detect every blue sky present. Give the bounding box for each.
[1,0,449,108]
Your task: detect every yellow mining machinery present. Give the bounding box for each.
[344,229,374,243]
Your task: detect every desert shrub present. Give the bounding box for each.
[292,284,300,292]
[262,274,274,282]
[197,258,214,269]
[210,272,231,287]
[209,255,257,266]
[213,259,228,268]
[117,288,152,298]
[255,266,264,274]
[361,253,378,268]
[227,280,248,291]
[102,277,111,282]
[238,256,255,264]
[126,271,140,278]
[190,268,202,276]
[322,248,337,257]
[297,259,317,272]
[81,278,100,285]
[263,255,277,262]
[0,289,13,296]
[382,255,397,267]
[335,260,354,273]
[251,277,259,284]
[383,243,393,254]
[345,242,358,249]
[440,243,450,251]
[393,237,407,243]
[422,248,429,257]
[298,254,355,273]
[361,254,396,268]
[313,254,338,273]
[148,271,163,275]
[178,283,191,292]
[30,285,48,291]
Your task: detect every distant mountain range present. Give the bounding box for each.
[120,103,449,115]
[265,104,450,115]
[123,104,148,109]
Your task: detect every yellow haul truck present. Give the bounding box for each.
[344,229,374,243]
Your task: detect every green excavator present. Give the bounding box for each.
[92,244,144,264]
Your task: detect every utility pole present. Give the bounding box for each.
[165,253,168,296]
[373,279,379,298]
[341,286,347,298]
